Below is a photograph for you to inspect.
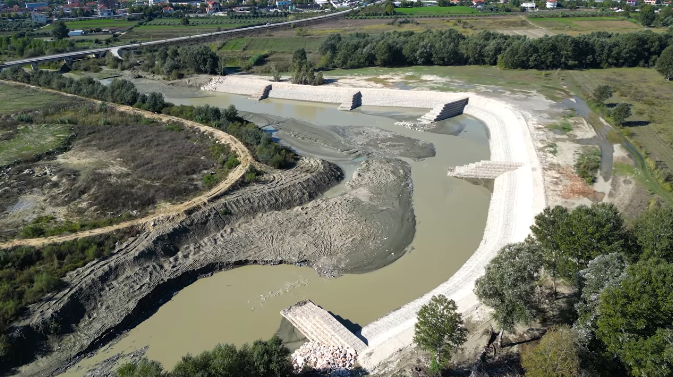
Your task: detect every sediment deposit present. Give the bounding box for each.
[15,153,414,377]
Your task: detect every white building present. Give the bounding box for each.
[546,0,557,7]
[521,1,536,9]
[68,29,84,36]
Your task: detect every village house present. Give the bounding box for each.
[31,12,48,23]
[546,0,557,8]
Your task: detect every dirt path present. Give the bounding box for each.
[0,80,253,249]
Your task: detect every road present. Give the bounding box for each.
[0,8,355,69]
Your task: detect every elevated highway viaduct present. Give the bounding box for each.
[0,8,354,71]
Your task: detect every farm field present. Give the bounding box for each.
[394,5,478,15]
[120,24,243,40]
[43,19,139,31]
[528,16,648,35]
[144,17,287,26]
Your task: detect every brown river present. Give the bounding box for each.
[62,82,491,375]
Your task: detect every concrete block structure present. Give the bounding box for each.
[281,300,367,353]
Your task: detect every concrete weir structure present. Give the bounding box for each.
[202,76,547,370]
[281,300,367,353]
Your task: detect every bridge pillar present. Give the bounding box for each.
[31,62,39,71]
[64,57,73,65]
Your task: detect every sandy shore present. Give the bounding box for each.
[203,76,547,370]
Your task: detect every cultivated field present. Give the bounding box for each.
[394,5,477,15]
[528,16,646,35]
[121,24,246,40]
[43,19,139,31]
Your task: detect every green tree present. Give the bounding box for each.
[530,204,626,282]
[633,205,673,262]
[596,259,673,377]
[656,45,673,81]
[180,16,189,25]
[292,48,307,70]
[145,92,165,113]
[375,40,394,66]
[611,103,632,126]
[641,5,656,27]
[51,20,69,40]
[108,79,139,106]
[117,359,164,377]
[521,325,581,377]
[474,242,542,336]
[574,253,627,345]
[592,85,613,105]
[223,104,239,122]
[413,295,468,365]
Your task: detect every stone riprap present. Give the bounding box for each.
[202,76,547,372]
[291,341,358,375]
[281,300,367,353]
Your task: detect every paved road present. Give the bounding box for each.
[0,8,354,69]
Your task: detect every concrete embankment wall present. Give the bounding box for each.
[202,77,468,110]
[358,96,546,368]
[202,76,547,368]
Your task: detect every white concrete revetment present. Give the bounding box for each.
[202,76,547,370]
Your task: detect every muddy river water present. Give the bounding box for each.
[63,83,491,375]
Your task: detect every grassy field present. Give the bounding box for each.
[0,123,72,166]
[395,6,478,15]
[43,19,139,31]
[528,16,645,35]
[565,68,673,177]
[0,85,71,115]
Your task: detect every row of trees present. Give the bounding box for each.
[471,203,673,376]
[117,337,292,377]
[316,29,672,72]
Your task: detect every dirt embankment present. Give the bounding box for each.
[14,153,414,377]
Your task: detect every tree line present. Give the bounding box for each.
[116,336,293,377]
[316,29,672,71]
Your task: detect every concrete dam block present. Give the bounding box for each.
[419,97,469,122]
[250,84,272,101]
[338,91,362,111]
[447,160,524,179]
[281,300,367,353]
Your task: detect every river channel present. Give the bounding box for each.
[62,82,491,375]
